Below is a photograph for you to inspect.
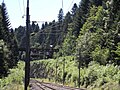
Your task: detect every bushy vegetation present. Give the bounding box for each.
[30,56,76,83]
[80,62,120,89]
[30,56,120,89]
[0,61,24,90]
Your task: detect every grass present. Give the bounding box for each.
[0,61,24,90]
[2,84,24,90]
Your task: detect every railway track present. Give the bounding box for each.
[30,79,85,90]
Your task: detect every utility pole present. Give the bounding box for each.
[63,58,65,85]
[78,48,80,88]
[55,59,58,83]
[25,0,30,90]
[62,0,63,9]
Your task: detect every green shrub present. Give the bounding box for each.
[30,57,120,89]
[0,61,24,90]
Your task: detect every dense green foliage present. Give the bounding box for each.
[60,0,120,66]
[14,0,120,64]
[13,0,120,89]
[30,57,120,89]
[0,61,24,90]
[0,3,18,77]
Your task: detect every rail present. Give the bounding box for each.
[30,79,85,90]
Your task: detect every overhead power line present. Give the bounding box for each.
[23,0,25,16]
[62,0,63,9]
[67,0,75,11]
[38,24,64,32]
[18,0,22,17]
[32,21,51,23]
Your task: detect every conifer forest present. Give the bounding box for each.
[0,0,120,90]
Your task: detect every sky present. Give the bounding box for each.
[1,0,80,29]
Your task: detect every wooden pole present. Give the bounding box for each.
[63,58,65,85]
[25,0,30,90]
[78,49,80,88]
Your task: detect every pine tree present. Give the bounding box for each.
[41,23,45,30]
[1,2,18,68]
[57,8,64,46]
[63,12,72,35]
[0,8,8,77]
[58,8,64,23]
[103,0,120,64]
[15,26,25,47]
[76,6,107,65]
[72,0,90,38]
[31,21,39,32]
[0,3,18,77]
[71,3,78,17]
[44,22,48,28]
[61,23,76,56]
[89,0,102,6]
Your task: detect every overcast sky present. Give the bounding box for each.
[1,0,80,29]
